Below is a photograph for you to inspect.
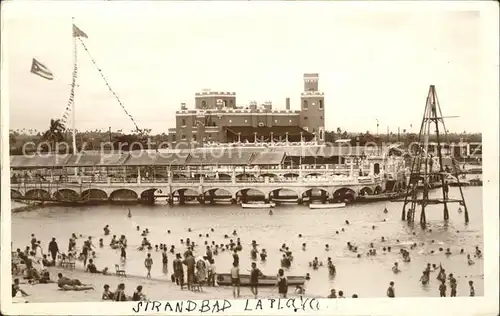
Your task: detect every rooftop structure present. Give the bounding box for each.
[168,73,325,147]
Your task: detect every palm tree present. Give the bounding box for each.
[42,118,66,153]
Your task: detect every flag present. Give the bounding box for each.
[73,24,88,38]
[30,58,53,80]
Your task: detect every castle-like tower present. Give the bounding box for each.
[300,73,325,142]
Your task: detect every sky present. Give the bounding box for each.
[2,1,491,135]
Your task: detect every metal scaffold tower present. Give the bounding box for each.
[401,85,469,226]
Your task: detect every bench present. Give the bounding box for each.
[115,264,126,277]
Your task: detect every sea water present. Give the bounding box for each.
[11,186,483,298]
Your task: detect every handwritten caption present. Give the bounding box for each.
[132,297,320,313]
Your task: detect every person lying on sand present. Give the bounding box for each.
[59,284,94,291]
[85,259,109,275]
[57,273,90,288]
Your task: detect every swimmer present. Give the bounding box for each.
[127,209,132,218]
[383,207,388,214]
[103,225,110,236]
[269,210,273,215]
[467,254,475,265]
[211,228,214,232]
[458,207,462,213]
[260,249,267,261]
[298,234,302,238]
[475,246,482,258]
[302,243,306,251]
[392,262,400,273]
[136,226,140,231]
[341,228,345,232]
[381,237,386,242]
[345,220,350,225]
[372,225,376,230]
[232,230,237,236]
[167,230,171,234]
[325,244,330,251]
[188,228,192,232]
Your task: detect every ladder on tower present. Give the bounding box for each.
[399,85,469,227]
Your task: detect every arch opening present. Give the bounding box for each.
[81,189,108,201]
[109,189,139,202]
[54,189,80,202]
[332,188,356,203]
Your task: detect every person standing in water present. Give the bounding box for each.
[276,268,288,298]
[449,274,457,297]
[144,253,153,278]
[439,279,447,297]
[469,281,475,297]
[249,262,263,299]
[387,281,395,298]
[162,249,168,273]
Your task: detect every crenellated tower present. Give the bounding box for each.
[299,73,325,142]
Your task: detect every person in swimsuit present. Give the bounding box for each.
[449,274,457,297]
[439,280,447,297]
[114,283,127,301]
[144,253,153,278]
[162,249,168,272]
[173,253,185,288]
[469,281,475,296]
[327,289,337,298]
[132,285,146,301]
[230,262,240,298]
[387,281,395,298]
[276,269,288,298]
[102,284,114,300]
[249,262,263,299]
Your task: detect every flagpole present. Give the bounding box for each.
[72,17,78,176]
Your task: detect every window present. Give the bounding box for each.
[208,134,212,139]
[304,116,308,120]
[303,100,308,110]
[319,100,323,109]
[181,119,186,126]
[181,135,186,140]
[172,135,176,141]
[192,135,197,141]
[274,119,278,123]
[201,100,207,108]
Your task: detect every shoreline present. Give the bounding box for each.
[13,266,315,303]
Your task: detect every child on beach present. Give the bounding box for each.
[145,253,153,278]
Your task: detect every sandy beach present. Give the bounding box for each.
[14,265,311,303]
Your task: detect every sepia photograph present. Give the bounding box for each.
[1,1,498,315]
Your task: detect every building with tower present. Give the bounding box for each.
[167,73,326,147]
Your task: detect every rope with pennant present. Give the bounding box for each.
[76,37,142,134]
[60,36,79,128]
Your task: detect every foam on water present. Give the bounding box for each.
[11,187,484,298]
